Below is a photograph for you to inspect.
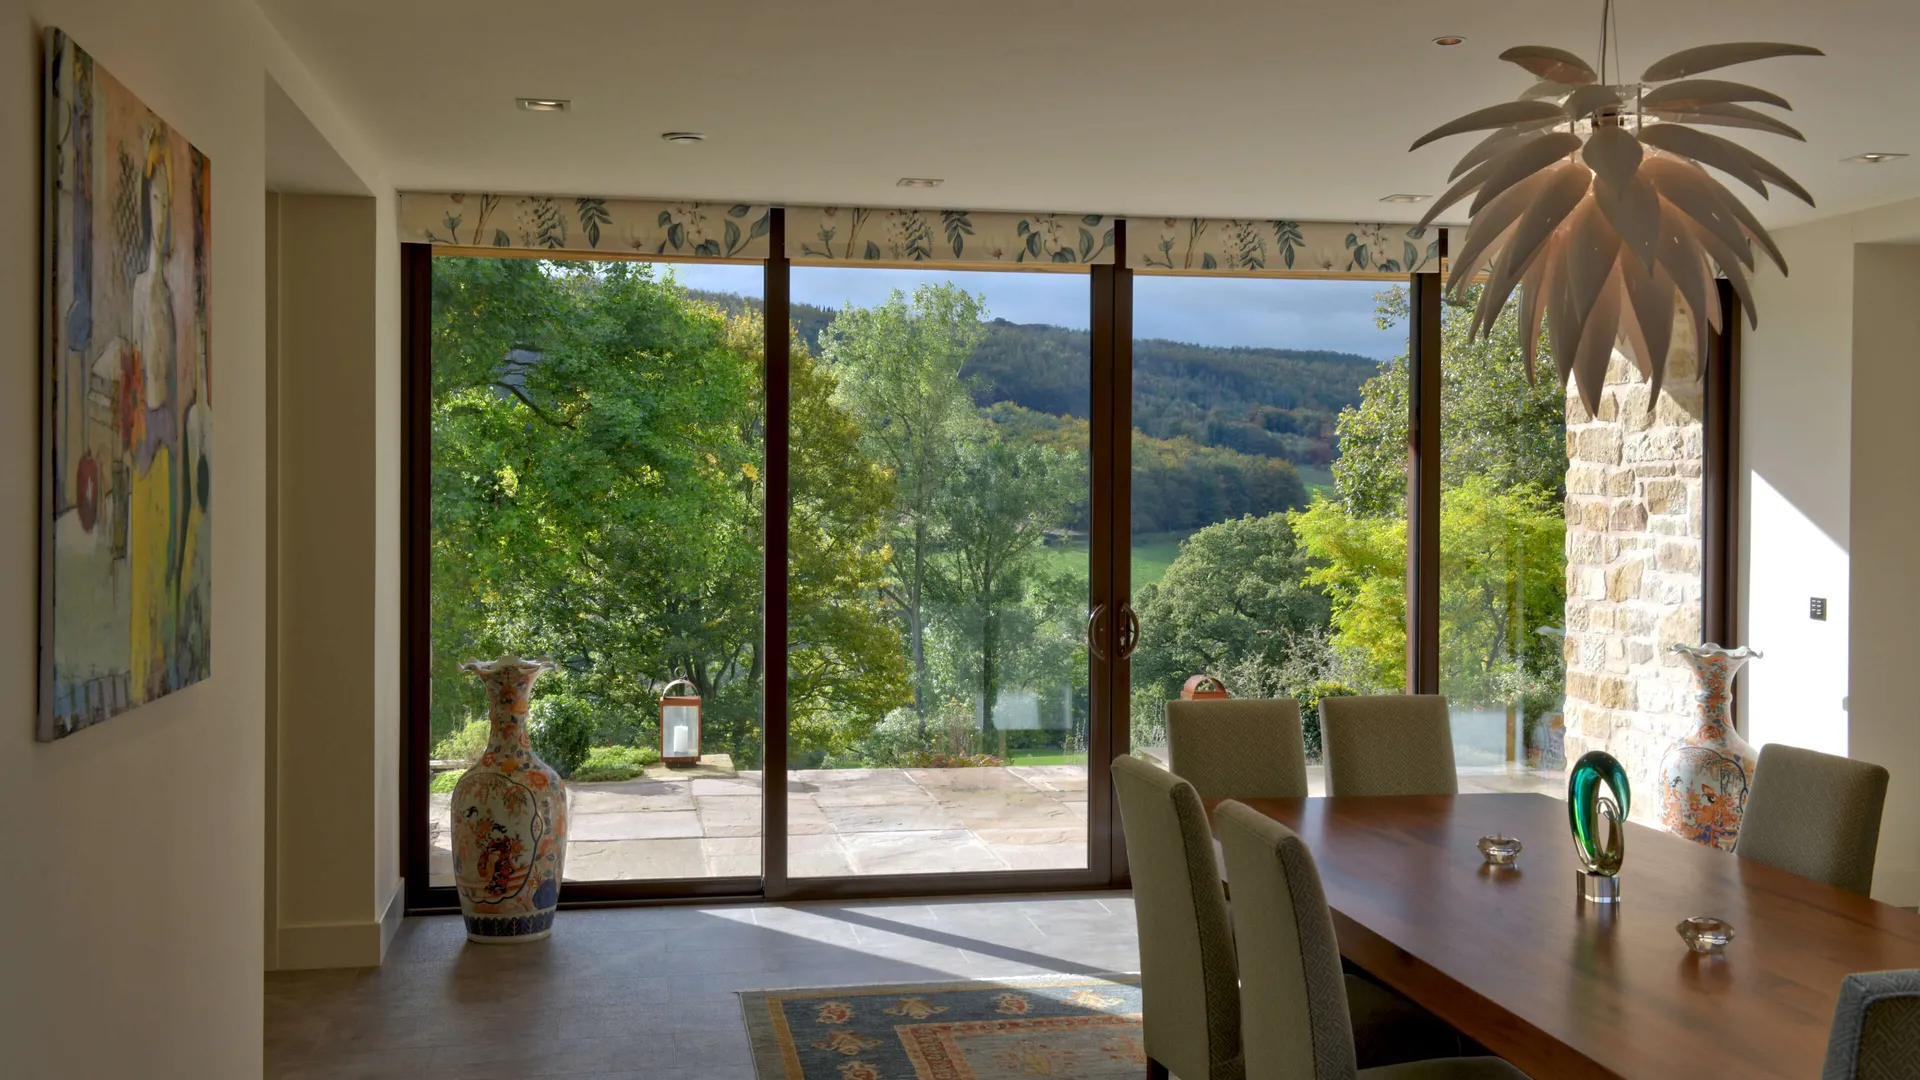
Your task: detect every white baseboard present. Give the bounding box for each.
[277,878,408,970]
[379,877,405,959]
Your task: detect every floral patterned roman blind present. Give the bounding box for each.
[398,193,774,259]
[782,208,1116,266]
[1131,219,1441,275]
[398,193,1443,275]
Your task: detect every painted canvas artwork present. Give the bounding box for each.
[41,29,213,741]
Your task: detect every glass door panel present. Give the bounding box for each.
[1126,275,1407,791]
[425,256,764,886]
[1435,289,1570,794]
[786,267,1093,877]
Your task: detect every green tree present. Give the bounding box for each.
[818,284,989,714]
[775,313,916,759]
[1331,286,1567,516]
[928,439,1083,731]
[1292,477,1565,705]
[1129,513,1331,698]
[428,259,908,766]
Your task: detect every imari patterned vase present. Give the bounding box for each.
[1659,644,1763,852]
[451,656,567,943]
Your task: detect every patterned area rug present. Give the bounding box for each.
[739,974,1144,1079]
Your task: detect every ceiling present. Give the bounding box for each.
[259,0,1920,230]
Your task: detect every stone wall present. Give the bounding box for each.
[1561,331,1706,819]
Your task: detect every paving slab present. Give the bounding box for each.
[839,829,1008,874]
[569,810,703,841]
[565,839,706,880]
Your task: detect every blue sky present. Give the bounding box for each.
[654,262,1404,360]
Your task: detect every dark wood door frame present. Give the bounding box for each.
[401,228,1738,912]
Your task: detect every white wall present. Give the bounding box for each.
[1743,195,1920,904]
[1849,243,1920,905]
[269,190,403,969]
[0,0,392,1072]
[1743,221,1855,757]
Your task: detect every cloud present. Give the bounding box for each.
[655,262,1405,359]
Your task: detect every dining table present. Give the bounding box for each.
[1203,792,1920,1080]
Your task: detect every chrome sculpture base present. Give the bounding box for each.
[1578,870,1621,904]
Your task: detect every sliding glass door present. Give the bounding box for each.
[420,254,765,889]
[408,226,1571,907]
[1123,274,1411,792]
[783,266,1096,879]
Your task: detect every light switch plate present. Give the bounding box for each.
[1810,597,1827,621]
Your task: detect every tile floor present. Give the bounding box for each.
[264,893,1141,1080]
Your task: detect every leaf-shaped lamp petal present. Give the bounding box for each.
[1569,750,1631,876]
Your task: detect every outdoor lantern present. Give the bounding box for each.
[659,679,701,766]
[1181,674,1231,701]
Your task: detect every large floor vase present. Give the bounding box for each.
[1659,643,1762,851]
[451,656,568,943]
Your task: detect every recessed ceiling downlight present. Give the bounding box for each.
[661,132,707,144]
[1380,194,1431,204]
[1432,35,1466,47]
[896,177,944,188]
[517,98,570,112]
[1843,152,1908,164]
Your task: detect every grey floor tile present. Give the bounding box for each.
[267,892,1141,1078]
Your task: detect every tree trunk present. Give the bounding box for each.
[910,521,928,737]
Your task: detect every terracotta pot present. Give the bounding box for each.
[1658,643,1762,851]
[451,656,567,942]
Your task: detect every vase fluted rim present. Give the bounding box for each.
[459,654,556,675]
[1670,642,1763,661]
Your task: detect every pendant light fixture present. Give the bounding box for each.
[1410,0,1821,411]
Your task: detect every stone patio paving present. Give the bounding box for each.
[428,757,1562,886]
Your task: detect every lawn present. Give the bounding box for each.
[1296,463,1335,497]
[1034,530,1190,589]
[1006,747,1088,766]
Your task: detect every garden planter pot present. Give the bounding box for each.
[451,656,568,942]
[1658,643,1761,852]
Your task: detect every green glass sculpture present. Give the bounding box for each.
[1568,750,1631,877]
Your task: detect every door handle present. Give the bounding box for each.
[1117,603,1140,661]
[1086,604,1109,661]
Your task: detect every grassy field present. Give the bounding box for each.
[1034,530,1190,589]
[1296,463,1335,497]
[1005,747,1088,766]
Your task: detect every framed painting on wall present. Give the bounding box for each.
[40,29,213,741]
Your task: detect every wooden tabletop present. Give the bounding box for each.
[1206,793,1920,1080]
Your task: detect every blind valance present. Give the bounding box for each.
[399,193,1444,275]
[397,193,774,259]
[783,208,1116,266]
[1130,219,1441,275]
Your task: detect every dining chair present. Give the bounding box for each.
[1214,799,1530,1080]
[1736,743,1890,896]
[1319,695,1459,797]
[1823,970,1920,1079]
[1112,755,1460,1079]
[1167,697,1310,801]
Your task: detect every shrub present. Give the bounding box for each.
[430,768,466,794]
[431,718,490,765]
[1297,681,1357,762]
[528,694,596,778]
[903,751,1006,768]
[569,744,661,783]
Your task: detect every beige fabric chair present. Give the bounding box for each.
[1168,698,1310,801]
[1824,970,1920,1079]
[1736,743,1890,896]
[1113,753,1245,1080]
[1215,799,1530,1080]
[1320,695,1459,797]
[1113,755,1463,1079]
